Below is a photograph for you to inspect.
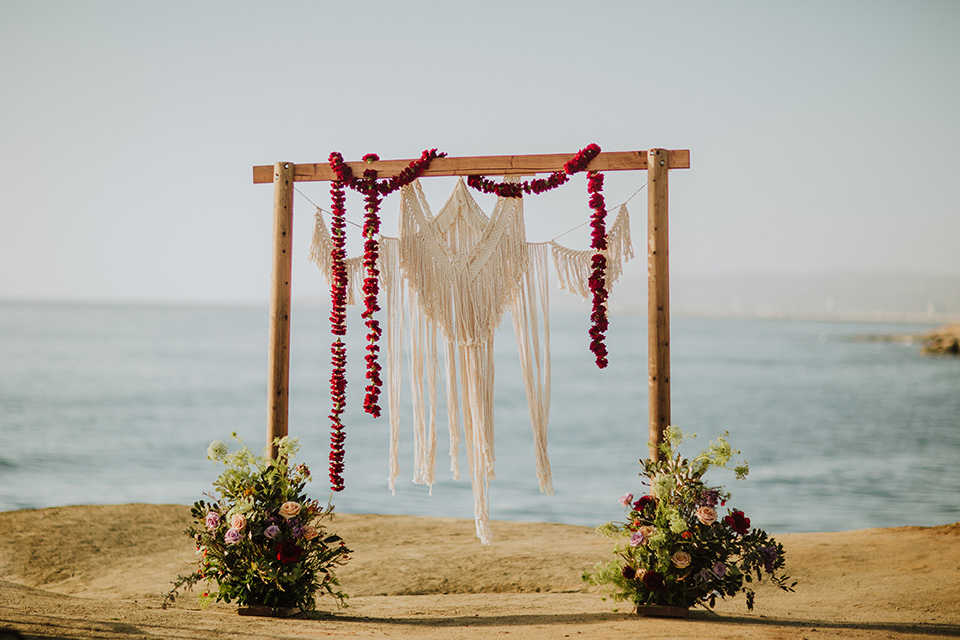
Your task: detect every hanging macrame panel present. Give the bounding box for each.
[310,178,634,543]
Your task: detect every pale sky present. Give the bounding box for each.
[2,1,959,304]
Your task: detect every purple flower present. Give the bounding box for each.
[699,489,720,507]
[204,511,220,531]
[759,546,779,573]
[263,524,281,540]
[288,518,305,538]
[712,562,727,578]
[224,528,243,545]
[698,567,713,583]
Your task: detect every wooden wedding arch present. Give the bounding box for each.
[252,148,690,462]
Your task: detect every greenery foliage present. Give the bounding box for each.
[584,427,795,611]
[163,434,351,613]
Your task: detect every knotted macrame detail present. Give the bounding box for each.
[550,203,634,300]
[310,178,634,543]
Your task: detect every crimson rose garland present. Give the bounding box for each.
[466,143,609,367]
[325,149,446,490]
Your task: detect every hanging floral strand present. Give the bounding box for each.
[586,170,609,368]
[466,143,609,368]
[324,148,446,490]
[466,143,601,198]
[327,175,349,491]
[359,154,384,418]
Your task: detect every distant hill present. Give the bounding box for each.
[600,271,960,322]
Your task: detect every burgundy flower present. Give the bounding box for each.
[632,495,657,513]
[621,565,636,580]
[724,509,751,535]
[585,169,608,368]
[642,570,666,592]
[275,540,303,565]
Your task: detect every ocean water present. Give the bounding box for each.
[1,300,958,535]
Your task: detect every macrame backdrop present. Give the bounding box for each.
[310,177,633,543]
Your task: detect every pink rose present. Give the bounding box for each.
[279,501,302,520]
[697,506,718,525]
[671,551,692,569]
[229,513,246,531]
[224,528,242,544]
[618,493,634,507]
[204,512,220,531]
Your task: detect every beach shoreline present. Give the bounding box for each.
[1,504,958,639]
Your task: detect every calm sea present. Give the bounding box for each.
[1,300,958,534]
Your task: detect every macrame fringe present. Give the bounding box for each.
[309,209,365,305]
[550,203,634,300]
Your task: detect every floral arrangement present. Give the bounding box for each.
[163,434,351,614]
[584,427,794,612]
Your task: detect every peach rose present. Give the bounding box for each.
[671,551,692,569]
[303,525,319,540]
[229,513,246,531]
[279,501,302,520]
[696,505,718,525]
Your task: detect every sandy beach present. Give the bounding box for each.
[0,504,957,639]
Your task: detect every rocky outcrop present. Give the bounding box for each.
[922,323,960,355]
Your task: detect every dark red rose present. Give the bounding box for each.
[724,509,751,535]
[621,565,636,580]
[276,540,303,565]
[632,495,657,513]
[642,571,665,592]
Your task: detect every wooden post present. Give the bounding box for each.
[267,162,295,458]
[647,149,671,462]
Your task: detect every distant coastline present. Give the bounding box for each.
[597,270,960,324]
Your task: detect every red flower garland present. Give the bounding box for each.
[465,143,601,198]
[325,149,446,490]
[586,170,609,368]
[327,176,349,491]
[466,143,609,368]
[359,157,383,418]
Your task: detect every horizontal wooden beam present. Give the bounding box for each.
[252,149,690,184]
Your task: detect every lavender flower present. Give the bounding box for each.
[224,528,243,545]
[759,546,779,573]
[289,518,305,539]
[699,489,720,507]
[263,524,281,540]
[628,531,645,547]
[712,562,728,578]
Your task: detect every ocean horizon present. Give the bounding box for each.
[1,299,958,535]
